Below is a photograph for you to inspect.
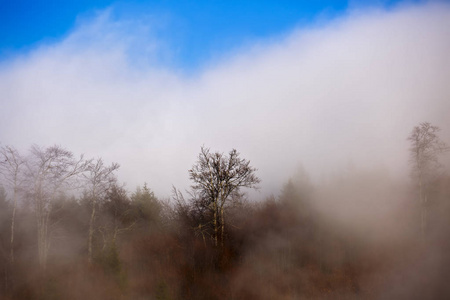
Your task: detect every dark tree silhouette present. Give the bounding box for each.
[189,146,260,247]
[408,122,448,239]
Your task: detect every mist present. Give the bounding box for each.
[1,2,449,198]
[1,1,450,299]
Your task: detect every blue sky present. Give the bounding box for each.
[0,0,418,70]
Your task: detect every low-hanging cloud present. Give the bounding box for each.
[1,2,449,198]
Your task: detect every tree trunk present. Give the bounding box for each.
[10,188,17,263]
[421,205,426,240]
[88,199,96,264]
[220,206,224,248]
[419,176,427,240]
[37,206,51,270]
[213,201,218,247]
[43,209,51,269]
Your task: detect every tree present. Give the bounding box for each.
[0,146,25,263]
[26,145,88,268]
[83,158,119,264]
[131,183,161,227]
[279,166,313,206]
[189,147,260,247]
[97,184,134,278]
[408,122,449,239]
[102,184,134,249]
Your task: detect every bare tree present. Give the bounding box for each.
[189,147,260,247]
[83,158,119,264]
[408,122,449,239]
[0,146,25,263]
[26,145,88,269]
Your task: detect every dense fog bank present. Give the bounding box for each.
[0,133,449,299]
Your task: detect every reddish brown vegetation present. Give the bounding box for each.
[0,151,450,299]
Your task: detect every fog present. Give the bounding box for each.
[1,2,449,198]
[1,2,450,298]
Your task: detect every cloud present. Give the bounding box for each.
[1,2,449,197]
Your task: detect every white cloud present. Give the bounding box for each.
[1,2,449,198]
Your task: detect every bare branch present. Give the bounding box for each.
[188,146,260,247]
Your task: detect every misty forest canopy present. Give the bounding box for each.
[0,123,450,299]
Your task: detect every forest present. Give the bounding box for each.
[0,122,449,300]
